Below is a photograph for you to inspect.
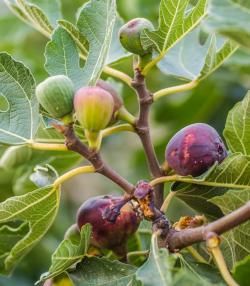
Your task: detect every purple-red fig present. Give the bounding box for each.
[76,195,140,251]
[165,123,227,176]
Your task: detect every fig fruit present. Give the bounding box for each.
[76,195,140,251]
[36,75,74,119]
[74,86,114,132]
[96,80,123,117]
[165,123,227,176]
[119,18,154,55]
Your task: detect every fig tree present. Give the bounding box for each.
[119,18,154,55]
[165,123,227,176]
[36,75,74,119]
[76,195,140,252]
[74,86,114,132]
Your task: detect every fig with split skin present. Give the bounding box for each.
[76,195,140,254]
[36,75,74,120]
[119,18,154,56]
[165,123,227,176]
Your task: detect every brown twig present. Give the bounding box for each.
[132,69,164,208]
[165,201,250,252]
[54,124,134,194]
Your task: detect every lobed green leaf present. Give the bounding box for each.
[210,189,250,269]
[45,27,83,89]
[157,27,238,81]
[0,53,39,145]
[233,255,250,286]
[224,91,250,155]
[0,185,60,274]
[141,0,208,59]
[77,0,117,86]
[39,224,91,283]
[69,256,137,286]
[173,154,250,218]
[205,0,250,49]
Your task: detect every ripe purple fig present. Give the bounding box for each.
[76,195,140,251]
[74,86,114,132]
[119,18,154,55]
[165,123,227,176]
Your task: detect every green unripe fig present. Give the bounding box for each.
[36,75,74,119]
[119,18,154,55]
[74,86,114,132]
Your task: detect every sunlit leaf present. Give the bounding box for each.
[69,256,137,286]
[77,0,116,86]
[224,91,250,155]
[0,185,60,274]
[0,53,39,144]
[39,224,91,282]
[141,0,208,59]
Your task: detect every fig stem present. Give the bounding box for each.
[103,66,132,87]
[150,175,250,190]
[132,69,164,208]
[101,123,135,137]
[117,106,136,125]
[85,130,102,151]
[127,250,149,262]
[53,165,95,188]
[160,191,176,213]
[54,124,135,194]
[153,80,198,101]
[28,141,68,151]
[206,233,239,286]
[186,246,208,264]
[166,201,250,251]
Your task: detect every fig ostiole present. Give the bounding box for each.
[165,123,227,177]
[76,195,140,255]
[119,18,154,56]
[36,75,74,121]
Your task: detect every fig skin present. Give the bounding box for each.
[76,195,140,251]
[165,123,227,176]
[119,18,154,55]
[74,86,114,131]
[36,75,74,119]
[96,80,123,115]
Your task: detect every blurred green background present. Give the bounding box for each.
[0,0,249,285]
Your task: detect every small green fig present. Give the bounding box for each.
[119,18,154,55]
[36,75,74,119]
[74,86,114,132]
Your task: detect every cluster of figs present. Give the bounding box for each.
[36,18,228,254]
